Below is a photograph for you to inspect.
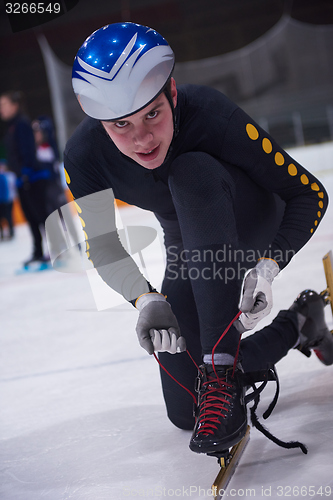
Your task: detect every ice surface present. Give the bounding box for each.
[0,145,333,500]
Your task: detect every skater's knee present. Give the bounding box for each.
[169,152,220,184]
[169,152,234,206]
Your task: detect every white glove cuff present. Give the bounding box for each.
[135,292,166,311]
[256,258,279,284]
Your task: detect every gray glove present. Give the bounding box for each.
[235,258,279,333]
[135,293,186,355]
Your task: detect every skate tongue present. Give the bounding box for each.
[205,364,234,384]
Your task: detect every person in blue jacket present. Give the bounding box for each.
[32,115,68,214]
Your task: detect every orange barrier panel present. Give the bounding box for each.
[116,199,130,208]
[65,188,130,208]
[12,198,26,225]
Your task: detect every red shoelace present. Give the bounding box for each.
[153,310,242,411]
[154,310,309,455]
[196,372,235,436]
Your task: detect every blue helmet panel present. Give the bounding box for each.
[72,22,175,120]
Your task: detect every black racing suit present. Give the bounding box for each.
[64,85,328,429]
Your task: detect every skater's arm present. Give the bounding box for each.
[64,157,185,354]
[221,107,329,269]
[63,156,154,303]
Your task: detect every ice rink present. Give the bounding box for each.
[1,143,333,500]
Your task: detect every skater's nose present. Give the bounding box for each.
[133,123,154,148]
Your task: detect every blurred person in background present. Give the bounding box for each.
[0,91,50,266]
[33,115,81,264]
[0,159,16,239]
[32,115,68,213]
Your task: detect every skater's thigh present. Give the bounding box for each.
[226,163,286,252]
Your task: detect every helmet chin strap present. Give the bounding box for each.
[163,81,179,139]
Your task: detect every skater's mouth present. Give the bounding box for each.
[135,145,160,162]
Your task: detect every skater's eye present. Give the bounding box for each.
[146,110,158,120]
[114,121,128,129]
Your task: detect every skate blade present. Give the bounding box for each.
[212,425,250,499]
[322,250,333,318]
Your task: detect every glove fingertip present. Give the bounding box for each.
[168,326,180,337]
[176,336,187,352]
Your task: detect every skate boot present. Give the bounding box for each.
[23,254,50,270]
[290,289,333,366]
[189,363,247,454]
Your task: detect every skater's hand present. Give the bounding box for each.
[135,293,186,355]
[235,258,279,333]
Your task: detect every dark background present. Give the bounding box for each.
[1,0,333,150]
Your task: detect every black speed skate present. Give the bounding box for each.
[290,289,333,366]
[189,364,247,454]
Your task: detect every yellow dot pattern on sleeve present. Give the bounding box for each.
[77,216,94,265]
[262,138,272,154]
[300,174,309,185]
[275,152,285,166]
[81,226,93,265]
[310,191,325,233]
[73,204,92,261]
[288,164,297,176]
[74,201,82,213]
[246,123,259,140]
[64,168,71,185]
[79,216,85,228]
[245,123,324,236]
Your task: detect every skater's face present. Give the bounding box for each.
[0,96,19,121]
[101,78,177,170]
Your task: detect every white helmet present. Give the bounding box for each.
[72,22,175,120]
